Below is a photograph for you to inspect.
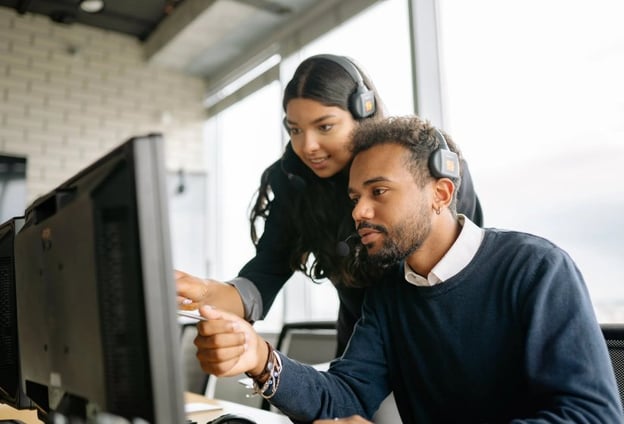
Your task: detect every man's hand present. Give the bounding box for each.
[194,306,267,377]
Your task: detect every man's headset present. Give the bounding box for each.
[429,128,460,180]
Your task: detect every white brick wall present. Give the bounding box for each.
[0,7,208,202]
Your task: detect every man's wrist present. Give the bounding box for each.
[245,341,283,399]
[246,340,271,383]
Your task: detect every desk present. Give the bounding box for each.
[185,392,290,423]
[0,403,40,423]
[0,393,290,424]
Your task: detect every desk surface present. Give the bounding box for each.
[185,392,290,423]
[0,403,39,423]
[0,392,290,424]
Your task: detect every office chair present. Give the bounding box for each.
[601,323,624,410]
[274,321,338,363]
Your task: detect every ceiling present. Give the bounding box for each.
[0,0,378,88]
[0,0,181,39]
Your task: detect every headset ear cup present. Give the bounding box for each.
[350,86,376,119]
[310,54,376,119]
[429,148,460,179]
[428,128,461,179]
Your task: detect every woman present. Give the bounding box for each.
[177,54,483,355]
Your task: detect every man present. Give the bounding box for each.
[194,116,622,423]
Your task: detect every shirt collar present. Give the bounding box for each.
[404,214,485,287]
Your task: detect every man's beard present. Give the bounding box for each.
[364,205,432,272]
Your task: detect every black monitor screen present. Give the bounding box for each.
[14,134,185,423]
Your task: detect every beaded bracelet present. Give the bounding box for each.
[259,347,282,399]
[245,341,282,399]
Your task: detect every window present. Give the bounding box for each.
[204,82,285,332]
[438,0,624,321]
[289,0,414,117]
[0,155,26,223]
[204,0,414,332]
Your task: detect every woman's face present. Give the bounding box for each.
[285,98,357,178]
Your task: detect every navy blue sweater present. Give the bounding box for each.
[269,229,623,423]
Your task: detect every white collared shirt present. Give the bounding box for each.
[404,214,485,287]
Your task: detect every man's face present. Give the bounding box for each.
[348,143,433,269]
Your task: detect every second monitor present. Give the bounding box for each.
[14,134,186,423]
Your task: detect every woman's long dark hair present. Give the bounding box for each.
[249,55,384,287]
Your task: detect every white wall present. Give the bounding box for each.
[0,7,207,204]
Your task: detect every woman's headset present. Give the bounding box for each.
[309,54,376,119]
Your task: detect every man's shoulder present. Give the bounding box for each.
[487,228,586,278]
[484,228,560,252]
[473,228,573,269]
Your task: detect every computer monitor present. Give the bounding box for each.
[0,216,46,418]
[14,134,186,423]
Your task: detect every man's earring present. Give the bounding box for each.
[434,206,441,215]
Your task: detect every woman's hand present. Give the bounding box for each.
[175,269,213,310]
[313,416,373,423]
[194,306,267,377]
[175,269,245,317]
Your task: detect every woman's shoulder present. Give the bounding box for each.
[265,159,293,193]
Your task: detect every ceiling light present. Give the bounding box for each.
[79,0,104,13]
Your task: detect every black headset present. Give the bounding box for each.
[282,54,376,132]
[309,54,376,119]
[428,128,460,180]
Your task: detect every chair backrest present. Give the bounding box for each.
[601,323,624,410]
[180,323,210,394]
[275,321,338,365]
